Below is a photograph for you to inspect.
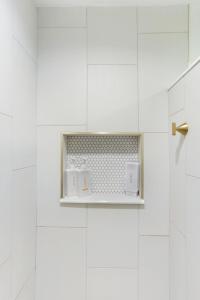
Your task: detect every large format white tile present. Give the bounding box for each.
[37,28,87,125]
[138,6,188,33]
[0,0,12,116]
[87,205,138,268]
[11,167,36,299]
[139,33,188,100]
[186,176,200,300]
[0,115,11,266]
[139,133,169,235]
[0,260,11,300]
[36,227,86,300]
[37,126,87,227]
[139,33,188,132]
[16,272,35,300]
[139,90,168,133]
[12,39,36,169]
[38,7,86,27]
[168,78,186,116]
[189,4,200,63]
[88,7,137,64]
[185,63,200,178]
[170,226,187,300]
[169,111,186,235]
[139,236,169,300]
[87,268,137,300]
[12,0,37,60]
[88,65,138,132]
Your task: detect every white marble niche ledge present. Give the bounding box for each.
[60,193,144,205]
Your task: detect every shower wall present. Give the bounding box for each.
[36,6,188,300]
[189,4,200,63]
[169,59,200,300]
[0,0,37,300]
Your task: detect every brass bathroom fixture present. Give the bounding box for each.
[172,122,189,136]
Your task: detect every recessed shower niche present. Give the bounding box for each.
[60,132,144,205]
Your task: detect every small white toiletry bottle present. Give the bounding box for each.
[77,158,91,197]
[125,161,140,197]
[65,158,78,197]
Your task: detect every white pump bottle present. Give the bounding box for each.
[77,158,91,197]
[65,158,78,197]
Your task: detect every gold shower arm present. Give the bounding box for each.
[172,122,189,136]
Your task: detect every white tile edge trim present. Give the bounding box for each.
[168,55,200,90]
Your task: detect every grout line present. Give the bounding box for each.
[88,64,137,66]
[0,256,10,269]
[37,124,87,127]
[168,228,171,300]
[168,55,200,91]
[85,204,89,300]
[12,35,37,65]
[37,225,88,229]
[139,31,189,35]
[140,234,169,237]
[143,131,169,134]
[85,9,89,297]
[168,108,185,117]
[0,112,13,119]
[36,126,168,133]
[186,173,200,180]
[167,88,171,300]
[14,269,35,300]
[87,266,138,270]
[86,7,89,132]
[35,168,38,286]
[136,9,140,300]
[170,221,186,239]
[85,7,88,28]
[188,4,191,64]
[136,7,140,133]
[39,26,87,29]
[13,165,36,172]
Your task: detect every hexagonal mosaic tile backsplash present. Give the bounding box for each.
[64,135,139,194]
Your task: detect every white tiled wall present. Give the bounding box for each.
[37,125,87,227]
[36,6,188,300]
[36,227,86,300]
[138,6,188,33]
[185,63,200,178]
[170,226,186,300]
[139,236,169,300]
[87,8,137,64]
[0,260,11,300]
[16,273,35,300]
[0,1,37,300]
[186,176,200,300]
[88,65,138,131]
[38,7,86,27]
[37,28,87,125]
[168,55,200,300]
[139,33,188,132]
[87,268,138,300]
[0,115,11,266]
[87,205,138,268]
[12,168,36,298]
[12,0,37,60]
[12,39,36,170]
[189,4,200,63]
[139,133,169,235]
[169,110,186,235]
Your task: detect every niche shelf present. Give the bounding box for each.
[60,132,144,205]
